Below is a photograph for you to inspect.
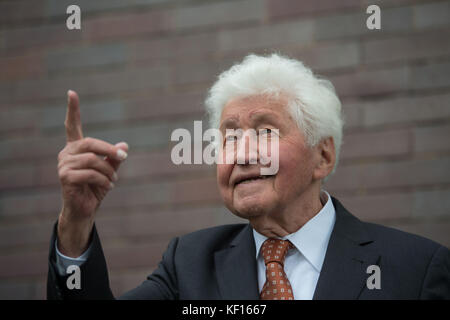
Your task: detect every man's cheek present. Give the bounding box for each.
[275,154,301,184]
[217,164,231,186]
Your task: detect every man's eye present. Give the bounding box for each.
[260,128,272,135]
[225,135,237,142]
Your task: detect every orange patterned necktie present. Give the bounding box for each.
[260,239,295,300]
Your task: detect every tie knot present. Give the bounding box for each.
[260,239,293,266]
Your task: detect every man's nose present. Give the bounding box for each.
[236,131,258,165]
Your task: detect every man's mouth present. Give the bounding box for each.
[235,175,273,186]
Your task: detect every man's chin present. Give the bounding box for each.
[231,198,275,219]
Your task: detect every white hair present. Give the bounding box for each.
[204,53,344,176]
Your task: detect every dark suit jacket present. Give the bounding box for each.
[47,197,450,299]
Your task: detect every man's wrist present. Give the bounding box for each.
[57,211,94,257]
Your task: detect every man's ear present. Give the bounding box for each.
[312,137,336,181]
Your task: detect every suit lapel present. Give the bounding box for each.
[214,224,260,299]
[313,197,380,299]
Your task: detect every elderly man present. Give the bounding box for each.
[47,54,449,300]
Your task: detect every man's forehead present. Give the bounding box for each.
[219,108,283,130]
[219,95,288,127]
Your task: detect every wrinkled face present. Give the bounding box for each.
[217,95,318,220]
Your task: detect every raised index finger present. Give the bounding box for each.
[65,90,83,142]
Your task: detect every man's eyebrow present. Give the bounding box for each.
[220,117,239,131]
[219,110,282,131]
[249,110,282,125]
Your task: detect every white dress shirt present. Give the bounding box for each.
[253,190,336,300]
[56,190,336,299]
[54,238,92,276]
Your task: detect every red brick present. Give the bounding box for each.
[342,100,364,129]
[0,164,35,190]
[0,281,35,299]
[413,1,450,29]
[172,0,264,30]
[335,192,413,222]
[0,134,64,162]
[129,32,219,65]
[83,10,170,41]
[0,0,45,24]
[170,176,221,205]
[296,41,360,71]
[4,23,82,50]
[172,60,223,87]
[0,190,61,218]
[0,65,170,105]
[0,250,48,278]
[32,279,46,300]
[171,32,219,61]
[268,0,361,20]
[314,7,412,41]
[414,124,450,153]
[363,29,450,64]
[35,161,59,187]
[124,92,205,120]
[39,99,125,130]
[124,206,220,240]
[44,0,166,17]
[326,157,450,191]
[99,176,222,211]
[0,52,44,83]
[413,189,450,218]
[45,43,127,73]
[100,181,170,210]
[330,66,409,98]
[363,93,450,127]
[127,37,173,64]
[217,20,313,54]
[410,61,450,90]
[340,129,411,160]
[0,220,54,249]
[0,107,39,133]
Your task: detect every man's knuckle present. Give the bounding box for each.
[57,159,65,171]
[83,137,93,148]
[86,152,97,164]
[87,171,97,181]
[57,151,64,162]
[59,169,69,182]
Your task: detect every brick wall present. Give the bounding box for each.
[0,0,449,299]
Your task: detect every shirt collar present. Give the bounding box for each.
[252,190,336,272]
